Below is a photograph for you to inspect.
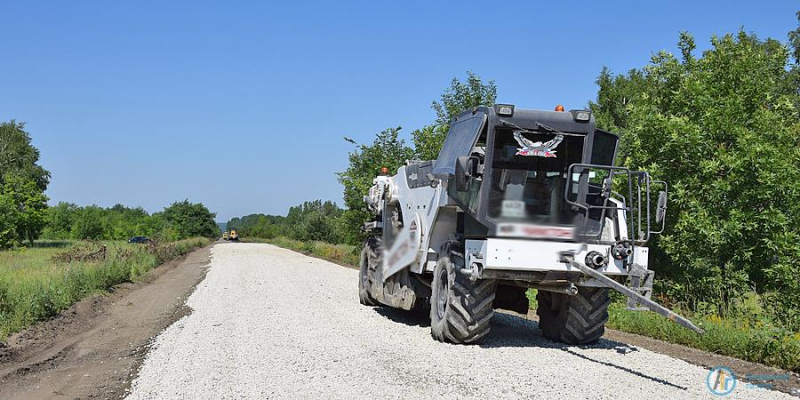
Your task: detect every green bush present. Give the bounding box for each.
[591,25,800,329]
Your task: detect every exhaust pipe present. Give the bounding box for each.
[586,251,606,269]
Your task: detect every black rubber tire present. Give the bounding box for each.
[358,239,379,306]
[430,249,496,344]
[536,287,610,345]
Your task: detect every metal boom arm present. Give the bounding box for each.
[568,256,705,334]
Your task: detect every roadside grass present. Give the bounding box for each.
[243,237,360,266]
[0,237,209,340]
[606,303,800,373]
[260,236,799,374]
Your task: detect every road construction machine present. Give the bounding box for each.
[359,104,703,345]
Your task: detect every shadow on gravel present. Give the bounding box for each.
[482,313,688,391]
[373,306,431,327]
[561,348,688,390]
[374,307,687,391]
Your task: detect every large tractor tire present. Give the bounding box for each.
[358,238,380,306]
[430,247,496,344]
[536,287,610,345]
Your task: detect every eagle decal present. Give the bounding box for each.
[513,131,564,158]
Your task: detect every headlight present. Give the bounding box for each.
[571,110,591,122]
[495,104,514,116]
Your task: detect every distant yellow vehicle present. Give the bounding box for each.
[222,231,229,240]
[229,229,239,241]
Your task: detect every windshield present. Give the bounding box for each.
[488,128,585,225]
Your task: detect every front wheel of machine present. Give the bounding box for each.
[358,243,378,306]
[430,253,496,344]
[536,287,610,345]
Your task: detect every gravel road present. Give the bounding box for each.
[127,243,792,399]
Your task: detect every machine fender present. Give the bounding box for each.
[382,213,422,281]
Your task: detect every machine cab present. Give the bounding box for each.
[433,105,659,245]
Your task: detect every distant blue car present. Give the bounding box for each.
[128,236,153,244]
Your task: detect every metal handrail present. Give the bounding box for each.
[564,163,660,246]
[564,164,669,245]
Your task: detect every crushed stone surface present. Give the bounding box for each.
[128,243,791,399]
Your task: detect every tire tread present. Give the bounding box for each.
[430,247,496,344]
[537,287,609,345]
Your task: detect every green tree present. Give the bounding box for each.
[789,11,800,64]
[591,26,800,328]
[160,200,219,239]
[6,177,48,244]
[412,72,497,160]
[338,127,414,245]
[0,194,19,245]
[0,121,50,247]
[431,71,497,127]
[42,202,79,239]
[786,12,800,112]
[411,124,449,162]
[0,121,50,191]
[71,205,107,240]
[289,200,344,243]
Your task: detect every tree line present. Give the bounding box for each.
[42,200,219,241]
[0,120,219,246]
[226,200,344,244]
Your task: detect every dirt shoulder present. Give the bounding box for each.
[0,243,215,399]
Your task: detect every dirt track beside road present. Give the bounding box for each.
[0,244,213,399]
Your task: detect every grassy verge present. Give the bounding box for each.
[243,237,360,266]
[0,237,210,340]
[259,236,799,373]
[606,303,800,373]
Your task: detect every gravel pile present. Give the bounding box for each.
[128,243,791,399]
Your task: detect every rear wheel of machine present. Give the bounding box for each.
[358,239,379,306]
[430,249,496,344]
[536,287,610,345]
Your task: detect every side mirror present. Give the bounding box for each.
[455,156,478,192]
[655,191,668,223]
[601,177,613,198]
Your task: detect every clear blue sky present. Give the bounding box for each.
[1,1,797,222]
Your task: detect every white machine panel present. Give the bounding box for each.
[484,238,631,275]
[633,246,649,269]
